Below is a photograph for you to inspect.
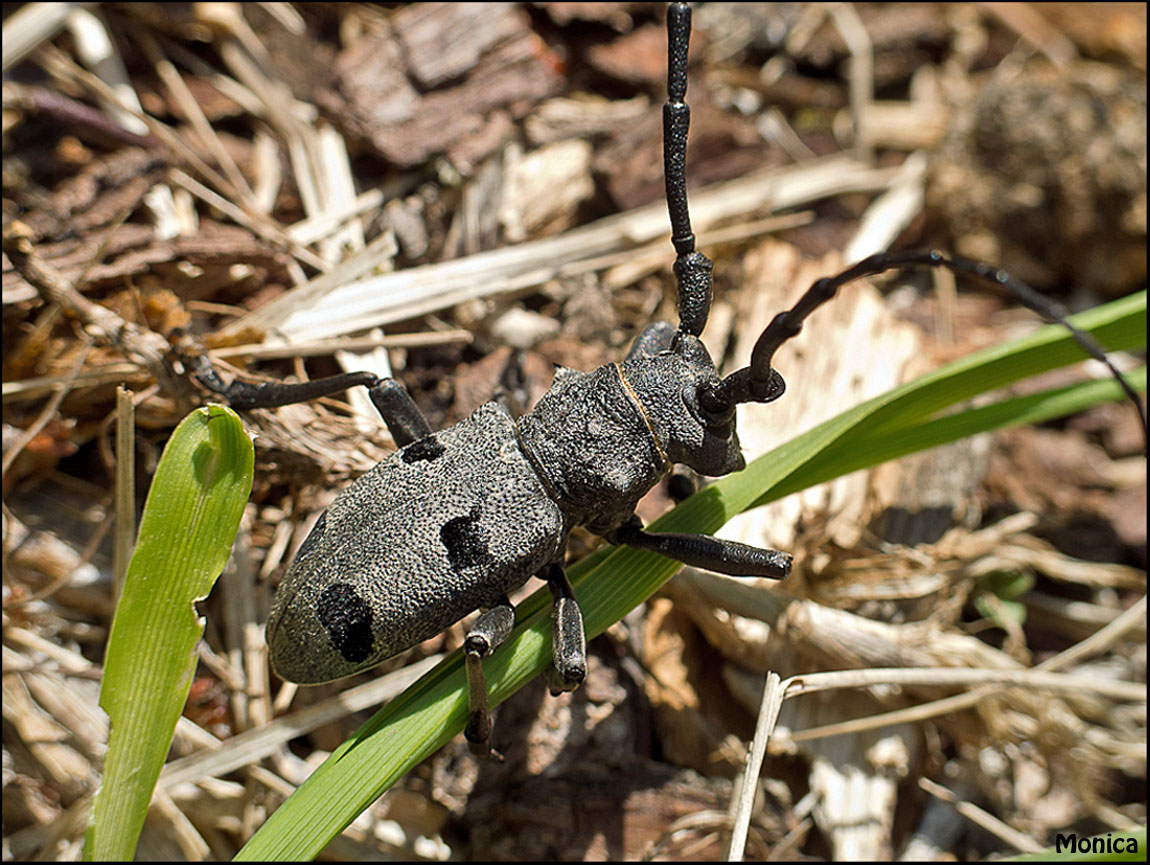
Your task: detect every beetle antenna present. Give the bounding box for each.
[664,1,712,338]
[709,249,1147,449]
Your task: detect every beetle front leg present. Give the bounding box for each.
[613,515,792,579]
[463,596,515,760]
[543,563,587,695]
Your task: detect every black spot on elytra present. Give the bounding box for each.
[295,511,326,560]
[440,508,492,572]
[317,583,374,663]
[402,435,445,464]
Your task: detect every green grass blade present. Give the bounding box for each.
[237,291,1144,861]
[768,368,1146,504]
[838,290,1144,437]
[85,405,253,861]
[753,290,1145,507]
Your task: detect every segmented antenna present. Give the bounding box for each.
[717,249,1148,448]
[664,2,712,338]
[662,3,1144,446]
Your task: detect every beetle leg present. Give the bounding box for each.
[613,515,792,579]
[197,363,432,448]
[463,596,515,760]
[194,357,436,448]
[366,378,432,446]
[491,349,534,418]
[543,564,587,695]
[194,361,380,411]
[665,469,697,504]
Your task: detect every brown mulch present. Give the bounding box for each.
[3,2,1145,860]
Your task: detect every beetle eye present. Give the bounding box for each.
[696,380,733,429]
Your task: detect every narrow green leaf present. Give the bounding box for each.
[765,368,1146,504]
[755,291,1146,507]
[238,292,1144,861]
[85,405,253,861]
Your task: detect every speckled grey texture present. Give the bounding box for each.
[268,328,751,685]
[516,364,667,534]
[267,402,568,683]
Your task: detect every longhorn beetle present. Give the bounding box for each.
[196,2,1147,758]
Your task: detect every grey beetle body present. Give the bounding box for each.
[266,333,740,685]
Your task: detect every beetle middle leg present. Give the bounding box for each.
[366,378,432,446]
[463,595,515,759]
[543,563,587,695]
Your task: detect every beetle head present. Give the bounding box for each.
[620,329,762,477]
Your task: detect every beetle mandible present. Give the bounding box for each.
[196,2,1146,759]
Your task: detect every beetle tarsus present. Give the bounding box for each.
[463,598,515,759]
